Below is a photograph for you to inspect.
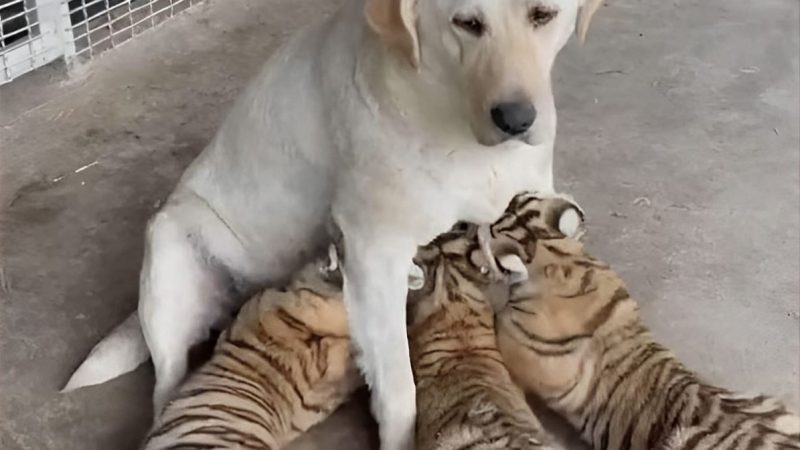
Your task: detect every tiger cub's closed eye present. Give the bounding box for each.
[528,6,558,27]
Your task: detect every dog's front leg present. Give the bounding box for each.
[338,230,417,450]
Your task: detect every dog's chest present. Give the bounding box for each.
[336,139,553,244]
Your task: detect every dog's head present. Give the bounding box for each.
[365,0,603,146]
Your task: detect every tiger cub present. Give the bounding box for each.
[406,216,567,450]
[143,255,361,450]
[488,192,800,450]
[142,203,568,450]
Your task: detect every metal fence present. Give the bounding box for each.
[1,0,201,85]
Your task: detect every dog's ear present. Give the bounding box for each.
[576,0,603,43]
[364,0,420,68]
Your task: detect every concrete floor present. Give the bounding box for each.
[0,0,798,448]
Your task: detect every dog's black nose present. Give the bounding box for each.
[490,102,536,136]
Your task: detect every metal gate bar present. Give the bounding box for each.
[0,0,199,85]
[1,0,70,83]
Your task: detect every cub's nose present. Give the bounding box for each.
[490,102,536,136]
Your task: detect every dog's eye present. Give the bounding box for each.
[528,6,558,28]
[452,15,486,37]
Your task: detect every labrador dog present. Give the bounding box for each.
[64,0,603,448]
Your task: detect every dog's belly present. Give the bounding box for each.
[170,15,350,286]
[177,88,335,283]
[180,168,332,287]
[184,119,335,283]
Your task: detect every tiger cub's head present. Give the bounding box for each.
[406,192,586,330]
[491,192,638,398]
[406,222,497,329]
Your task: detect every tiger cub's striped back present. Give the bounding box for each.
[407,221,558,450]
[489,193,800,450]
[143,258,361,450]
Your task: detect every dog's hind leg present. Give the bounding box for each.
[139,194,234,414]
[339,231,418,450]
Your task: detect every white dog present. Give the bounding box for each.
[64,0,603,448]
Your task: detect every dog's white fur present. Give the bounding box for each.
[64,0,603,448]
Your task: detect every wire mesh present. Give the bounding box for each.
[0,0,201,84]
[0,0,58,83]
[1,0,39,49]
[66,0,202,60]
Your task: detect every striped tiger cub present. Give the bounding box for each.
[407,220,560,450]
[488,192,800,450]
[143,254,362,450]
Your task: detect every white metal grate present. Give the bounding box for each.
[67,0,201,60]
[1,0,67,83]
[0,0,201,85]
[1,0,38,49]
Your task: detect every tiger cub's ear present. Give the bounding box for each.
[558,206,585,240]
[322,244,340,273]
[496,254,529,284]
[316,244,343,286]
[408,263,425,291]
[544,192,586,240]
